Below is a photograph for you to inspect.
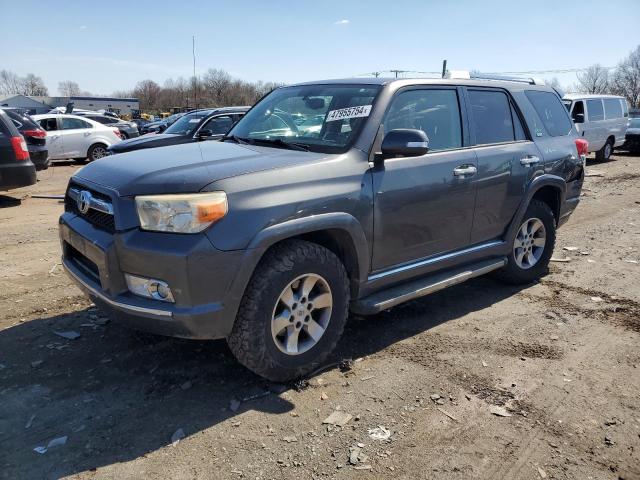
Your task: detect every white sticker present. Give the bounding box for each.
[325,105,372,122]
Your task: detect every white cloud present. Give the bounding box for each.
[334,19,349,26]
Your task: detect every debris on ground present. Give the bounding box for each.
[563,246,578,251]
[320,391,329,400]
[489,406,512,417]
[33,435,68,454]
[591,296,604,303]
[368,426,391,441]
[584,170,605,177]
[437,407,459,422]
[171,428,185,446]
[349,444,368,465]
[282,435,297,443]
[322,411,353,427]
[537,466,548,478]
[550,257,571,262]
[53,330,81,340]
[339,358,354,373]
[604,436,615,446]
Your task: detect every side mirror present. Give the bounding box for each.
[381,129,429,159]
[157,124,167,132]
[197,129,214,139]
[573,113,585,124]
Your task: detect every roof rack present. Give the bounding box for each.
[446,70,545,86]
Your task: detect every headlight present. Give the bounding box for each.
[135,192,227,233]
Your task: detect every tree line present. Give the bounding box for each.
[2,45,639,110]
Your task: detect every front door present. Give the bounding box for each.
[371,87,477,271]
[39,117,65,159]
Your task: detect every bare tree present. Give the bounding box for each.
[545,77,564,92]
[0,70,23,95]
[611,45,640,108]
[575,64,610,94]
[58,80,81,96]
[22,74,48,96]
[133,79,162,110]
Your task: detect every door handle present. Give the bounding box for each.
[83,132,91,137]
[520,155,541,167]
[453,165,477,177]
[51,135,59,140]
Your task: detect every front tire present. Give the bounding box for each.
[595,138,613,161]
[87,143,108,162]
[227,240,350,382]
[495,200,556,285]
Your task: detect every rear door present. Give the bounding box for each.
[371,86,477,271]
[603,97,625,146]
[38,117,65,158]
[584,98,606,151]
[466,88,541,244]
[60,117,95,157]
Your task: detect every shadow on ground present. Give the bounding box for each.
[0,276,525,479]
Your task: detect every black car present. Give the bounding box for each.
[141,113,187,134]
[78,114,140,139]
[0,109,36,191]
[1,108,49,170]
[61,77,584,381]
[107,107,249,155]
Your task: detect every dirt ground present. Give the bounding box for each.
[0,154,639,480]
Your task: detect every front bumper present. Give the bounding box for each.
[59,211,247,339]
[623,134,640,152]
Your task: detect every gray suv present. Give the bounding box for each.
[59,77,586,381]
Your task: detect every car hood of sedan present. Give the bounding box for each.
[108,133,181,152]
[74,141,328,196]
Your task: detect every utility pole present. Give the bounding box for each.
[389,69,406,78]
[192,35,197,110]
[441,60,447,79]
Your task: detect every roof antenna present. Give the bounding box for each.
[441,60,447,79]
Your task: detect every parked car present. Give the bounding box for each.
[142,113,186,134]
[107,107,249,155]
[0,109,36,191]
[1,108,49,170]
[563,94,628,161]
[32,114,123,163]
[131,118,151,132]
[77,113,140,139]
[60,76,585,381]
[623,117,640,154]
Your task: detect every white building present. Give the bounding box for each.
[0,94,139,115]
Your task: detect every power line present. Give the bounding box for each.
[354,66,616,78]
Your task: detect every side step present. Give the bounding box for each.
[351,257,507,315]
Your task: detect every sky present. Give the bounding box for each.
[1,0,639,96]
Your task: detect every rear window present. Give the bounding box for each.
[468,89,520,144]
[586,99,604,121]
[525,90,573,137]
[603,98,623,119]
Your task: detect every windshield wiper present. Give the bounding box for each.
[248,138,310,152]
[221,134,251,145]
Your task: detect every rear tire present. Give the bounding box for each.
[494,200,556,285]
[227,240,350,382]
[595,138,613,161]
[87,143,108,162]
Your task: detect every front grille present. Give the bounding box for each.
[67,244,101,286]
[65,184,116,233]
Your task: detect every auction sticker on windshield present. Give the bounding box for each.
[325,105,372,122]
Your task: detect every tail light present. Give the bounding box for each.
[10,136,30,161]
[22,128,46,138]
[112,128,124,139]
[575,138,588,157]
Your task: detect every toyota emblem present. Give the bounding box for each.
[77,191,92,214]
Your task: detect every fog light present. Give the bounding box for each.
[125,273,175,303]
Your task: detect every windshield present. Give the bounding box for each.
[165,112,208,135]
[227,84,381,153]
[629,118,640,128]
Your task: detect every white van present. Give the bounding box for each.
[563,94,629,161]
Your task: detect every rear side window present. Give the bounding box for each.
[39,118,58,131]
[203,115,234,135]
[586,99,604,121]
[603,98,623,119]
[62,118,92,130]
[385,89,462,151]
[468,90,516,144]
[525,90,573,137]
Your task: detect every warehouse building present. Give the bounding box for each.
[0,94,139,115]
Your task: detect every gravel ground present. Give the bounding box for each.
[0,154,639,480]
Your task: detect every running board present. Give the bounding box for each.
[351,258,507,315]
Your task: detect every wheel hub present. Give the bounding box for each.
[271,274,333,355]
[513,217,546,270]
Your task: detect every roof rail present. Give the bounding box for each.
[447,70,545,86]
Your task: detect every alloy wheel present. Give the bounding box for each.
[513,217,546,269]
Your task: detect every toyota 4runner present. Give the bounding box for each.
[60,77,586,381]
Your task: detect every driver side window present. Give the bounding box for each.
[385,89,462,151]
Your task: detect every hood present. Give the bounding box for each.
[108,133,182,152]
[75,141,328,196]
